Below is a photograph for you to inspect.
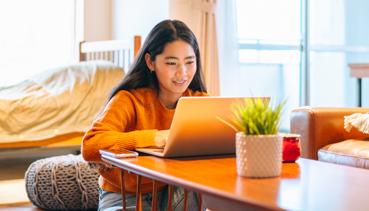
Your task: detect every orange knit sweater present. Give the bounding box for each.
[82,87,206,193]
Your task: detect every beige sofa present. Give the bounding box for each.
[290,107,369,168]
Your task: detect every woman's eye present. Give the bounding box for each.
[166,62,177,65]
[186,61,195,65]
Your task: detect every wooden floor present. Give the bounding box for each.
[0,148,80,211]
[0,202,43,211]
[0,157,38,210]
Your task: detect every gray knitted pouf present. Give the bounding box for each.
[25,154,99,210]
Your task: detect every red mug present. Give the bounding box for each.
[282,134,301,162]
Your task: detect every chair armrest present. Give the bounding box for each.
[290,107,369,160]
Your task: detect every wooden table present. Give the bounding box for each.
[101,155,369,211]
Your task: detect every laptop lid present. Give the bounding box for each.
[137,96,270,157]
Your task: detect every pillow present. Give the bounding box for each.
[344,113,369,134]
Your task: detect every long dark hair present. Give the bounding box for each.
[110,19,207,99]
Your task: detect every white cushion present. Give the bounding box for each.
[318,139,369,169]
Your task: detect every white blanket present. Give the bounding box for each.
[0,61,124,142]
[344,112,369,134]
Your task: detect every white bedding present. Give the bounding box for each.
[0,61,124,143]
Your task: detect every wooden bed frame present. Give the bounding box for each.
[0,36,142,151]
[79,35,141,69]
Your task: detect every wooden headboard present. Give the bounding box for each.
[79,35,141,70]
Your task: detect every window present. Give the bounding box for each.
[229,0,369,131]
[232,0,301,131]
[236,0,301,64]
[0,0,76,86]
[308,0,369,107]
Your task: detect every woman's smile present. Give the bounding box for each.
[173,79,187,86]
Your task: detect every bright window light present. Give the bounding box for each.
[236,0,301,64]
[0,0,76,86]
[236,0,300,43]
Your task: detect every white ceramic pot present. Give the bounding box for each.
[235,132,282,178]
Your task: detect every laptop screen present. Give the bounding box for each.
[159,96,270,157]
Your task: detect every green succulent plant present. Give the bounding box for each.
[230,98,285,135]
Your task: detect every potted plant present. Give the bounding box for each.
[225,98,285,178]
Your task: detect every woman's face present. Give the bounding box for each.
[146,40,197,97]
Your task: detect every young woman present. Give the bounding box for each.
[82,19,207,210]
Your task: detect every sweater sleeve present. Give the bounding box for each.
[82,91,156,162]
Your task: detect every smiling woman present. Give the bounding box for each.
[145,40,197,109]
[82,19,207,211]
[0,0,76,86]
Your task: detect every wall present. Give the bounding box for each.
[83,0,169,43]
[84,0,112,41]
[112,0,169,40]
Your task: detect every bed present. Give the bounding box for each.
[0,36,141,152]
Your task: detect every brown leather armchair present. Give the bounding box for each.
[290,107,369,160]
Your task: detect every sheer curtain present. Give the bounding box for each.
[0,0,76,86]
[169,0,220,95]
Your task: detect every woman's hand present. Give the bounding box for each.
[154,130,170,148]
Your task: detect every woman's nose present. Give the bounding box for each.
[175,64,187,77]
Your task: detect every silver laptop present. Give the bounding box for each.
[136,96,269,157]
